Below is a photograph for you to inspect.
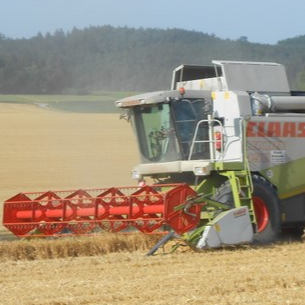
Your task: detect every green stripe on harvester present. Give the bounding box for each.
[260,157,305,199]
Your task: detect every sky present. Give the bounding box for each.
[1,0,305,44]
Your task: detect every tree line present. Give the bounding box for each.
[1,26,305,94]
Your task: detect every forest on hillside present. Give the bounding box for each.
[1,26,305,94]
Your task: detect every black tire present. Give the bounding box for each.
[213,181,235,209]
[251,175,280,243]
[214,176,281,244]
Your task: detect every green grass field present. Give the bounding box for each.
[0,91,139,113]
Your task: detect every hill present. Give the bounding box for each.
[1,26,305,94]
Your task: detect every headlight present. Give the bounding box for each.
[194,166,209,176]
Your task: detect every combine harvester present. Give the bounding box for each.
[3,60,305,250]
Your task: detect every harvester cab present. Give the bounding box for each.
[4,60,305,251]
[117,89,215,177]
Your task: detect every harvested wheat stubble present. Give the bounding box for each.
[0,233,162,261]
[0,240,305,305]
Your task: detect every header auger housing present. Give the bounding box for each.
[3,184,201,237]
[3,60,305,250]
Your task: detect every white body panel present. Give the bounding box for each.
[247,116,305,170]
[175,60,290,94]
[212,91,252,162]
[212,60,290,93]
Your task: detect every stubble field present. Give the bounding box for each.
[0,103,304,305]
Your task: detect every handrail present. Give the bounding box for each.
[188,115,225,162]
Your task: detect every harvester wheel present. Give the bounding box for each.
[251,175,280,243]
[213,181,235,209]
[214,176,280,243]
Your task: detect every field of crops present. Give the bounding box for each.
[0,101,304,305]
[0,92,138,113]
[1,238,304,305]
[0,100,138,228]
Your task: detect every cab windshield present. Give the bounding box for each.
[133,103,181,163]
[132,98,211,163]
